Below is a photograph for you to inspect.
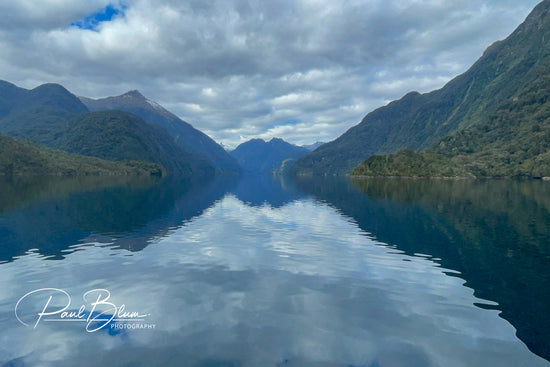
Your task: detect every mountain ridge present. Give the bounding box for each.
[353,71,550,178]
[0,80,222,177]
[290,0,550,176]
[80,91,241,175]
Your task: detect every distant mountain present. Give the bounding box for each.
[80,91,241,175]
[302,142,325,151]
[0,133,161,176]
[291,0,550,176]
[230,138,309,174]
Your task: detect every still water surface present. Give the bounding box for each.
[0,175,548,366]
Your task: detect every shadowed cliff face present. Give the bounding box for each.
[291,176,550,361]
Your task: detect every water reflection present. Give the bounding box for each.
[0,175,238,262]
[230,174,305,208]
[0,175,549,366]
[0,196,546,366]
[292,176,550,361]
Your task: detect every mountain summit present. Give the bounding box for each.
[80,91,241,175]
[0,81,89,145]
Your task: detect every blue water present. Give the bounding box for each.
[0,175,548,366]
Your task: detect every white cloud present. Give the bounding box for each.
[0,0,541,147]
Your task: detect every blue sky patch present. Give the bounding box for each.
[71,4,126,31]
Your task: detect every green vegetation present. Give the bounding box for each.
[352,150,472,178]
[0,82,89,146]
[291,0,550,176]
[53,110,197,176]
[0,133,162,176]
[3,107,74,145]
[354,74,550,178]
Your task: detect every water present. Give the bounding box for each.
[0,175,549,366]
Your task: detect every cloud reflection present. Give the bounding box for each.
[0,196,547,366]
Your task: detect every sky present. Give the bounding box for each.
[0,0,542,148]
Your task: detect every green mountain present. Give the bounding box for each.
[53,110,212,177]
[0,82,89,145]
[291,0,550,176]
[0,81,219,177]
[80,91,241,175]
[230,138,309,174]
[0,133,161,176]
[0,81,88,119]
[353,71,550,178]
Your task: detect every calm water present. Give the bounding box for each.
[0,175,549,366]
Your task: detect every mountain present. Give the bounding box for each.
[0,81,88,119]
[230,138,309,174]
[0,82,89,145]
[302,141,325,151]
[354,1,550,179]
[0,81,218,177]
[53,110,213,177]
[290,0,550,176]
[353,74,550,178]
[80,91,241,175]
[0,133,161,176]
[0,80,26,117]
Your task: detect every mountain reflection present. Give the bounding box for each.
[291,176,550,362]
[3,174,549,362]
[0,175,238,262]
[1,175,549,365]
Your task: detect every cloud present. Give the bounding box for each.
[0,1,117,30]
[0,0,541,147]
